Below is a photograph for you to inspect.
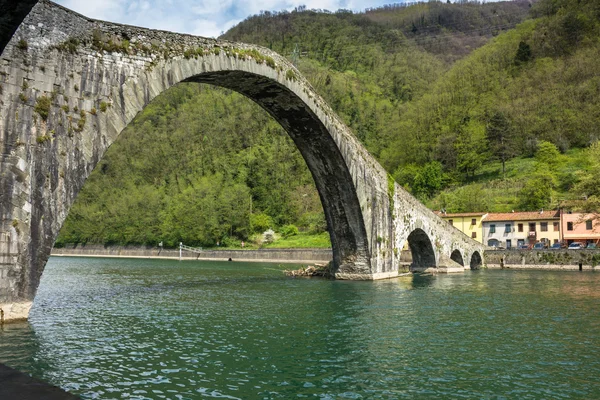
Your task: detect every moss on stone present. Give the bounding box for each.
[16,39,28,51]
[54,37,79,54]
[36,135,51,144]
[286,69,297,81]
[387,173,396,217]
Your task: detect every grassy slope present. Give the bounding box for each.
[426,148,588,213]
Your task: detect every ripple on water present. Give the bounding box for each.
[1,259,600,399]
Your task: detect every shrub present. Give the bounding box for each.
[36,135,51,144]
[280,224,299,238]
[34,96,51,121]
[16,39,27,50]
[286,69,297,81]
[250,213,273,233]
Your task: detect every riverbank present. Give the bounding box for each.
[51,245,600,271]
[51,244,333,264]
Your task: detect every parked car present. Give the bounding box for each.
[549,242,562,250]
[587,243,597,249]
[568,242,585,249]
[533,242,547,250]
[518,244,530,250]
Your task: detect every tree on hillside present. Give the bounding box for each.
[455,120,487,180]
[514,41,532,66]
[518,170,557,211]
[535,140,564,167]
[572,141,600,222]
[486,111,517,178]
[412,161,445,200]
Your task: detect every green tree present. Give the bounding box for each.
[412,161,445,200]
[486,111,517,178]
[445,184,491,213]
[455,120,487,180]
[514,41,532,66]
[535,140,563,167]
[250,213,273,233]
[518,170,557,211]
[572,141,600,220]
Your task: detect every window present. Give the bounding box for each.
[518,224,523,232]
[553,222,559,231]
[529,222,536,232]
[587,220,593,230]
[506,239,512,249]
[472,232,477,239]
[505,224,512,233]
[490,224,496,233]
[471,218,477,225]
[541,222,548,232]
[567,222,573,231]
[448,219,453,226]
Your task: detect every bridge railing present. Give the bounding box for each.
[179,243,203,260]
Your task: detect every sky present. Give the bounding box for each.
[53,0,413,38]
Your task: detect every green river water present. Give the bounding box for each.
[1,257,599,399]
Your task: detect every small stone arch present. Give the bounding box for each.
[450,249,464,266]
[470,251,483,270]
[407,229,436,271]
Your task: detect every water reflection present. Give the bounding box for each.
[410,273,436,289]
[1,259,599,399]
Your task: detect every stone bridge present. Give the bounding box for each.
[0,0,485,321]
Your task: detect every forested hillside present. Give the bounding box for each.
[57,0,600,248]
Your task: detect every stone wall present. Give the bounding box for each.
[484,249,600,271]
[51,245,333,263]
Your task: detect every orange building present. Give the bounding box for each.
[560,210,600,245]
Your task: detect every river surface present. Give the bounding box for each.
[1,257,600,399]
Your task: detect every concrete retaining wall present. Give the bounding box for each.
[484,249,600,271]
[51,245,333,264]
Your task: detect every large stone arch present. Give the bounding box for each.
[0,0,395,320]
[184,70,371,272]
[0,0,487,321]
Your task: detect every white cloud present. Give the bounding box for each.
[58,0,126,22]
[189,19,224,38]
[54,0,506,38]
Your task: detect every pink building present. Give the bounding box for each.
[560,210,600,245]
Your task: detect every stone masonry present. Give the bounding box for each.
[0,1,485,321]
